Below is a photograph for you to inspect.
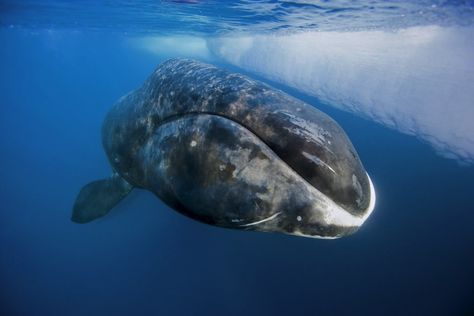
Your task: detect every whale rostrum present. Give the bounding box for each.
[72,58,376,239]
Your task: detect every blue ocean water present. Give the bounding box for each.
[1,1,474,315]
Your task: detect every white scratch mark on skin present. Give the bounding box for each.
[276,110,332,148]
[302,151,336,174]
[240,212,282,227]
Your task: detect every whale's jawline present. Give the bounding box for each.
[152,112,374,229]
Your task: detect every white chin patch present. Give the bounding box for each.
[364,173,377,222]
[290,172,377,239]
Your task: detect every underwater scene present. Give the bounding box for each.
[1,1,474,315]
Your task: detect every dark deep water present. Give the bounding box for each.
[1,2,474,315]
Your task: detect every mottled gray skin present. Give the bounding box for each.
[101,58,373,238]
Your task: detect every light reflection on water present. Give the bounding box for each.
[1,0,473,34]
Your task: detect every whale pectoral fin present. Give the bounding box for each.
[71,175,133,223]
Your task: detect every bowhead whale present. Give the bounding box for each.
[72,58,376,239]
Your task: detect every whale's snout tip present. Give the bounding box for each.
[287,171,376,240]
[364,173,376,221]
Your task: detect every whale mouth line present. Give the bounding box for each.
[155,111,331,189]
[155,110,317,179]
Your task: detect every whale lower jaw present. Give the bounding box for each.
[289,173,376,240]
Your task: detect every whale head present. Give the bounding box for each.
[258,106,376,238]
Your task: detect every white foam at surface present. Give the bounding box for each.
[131,35,211,59]
[208,26,474,164]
